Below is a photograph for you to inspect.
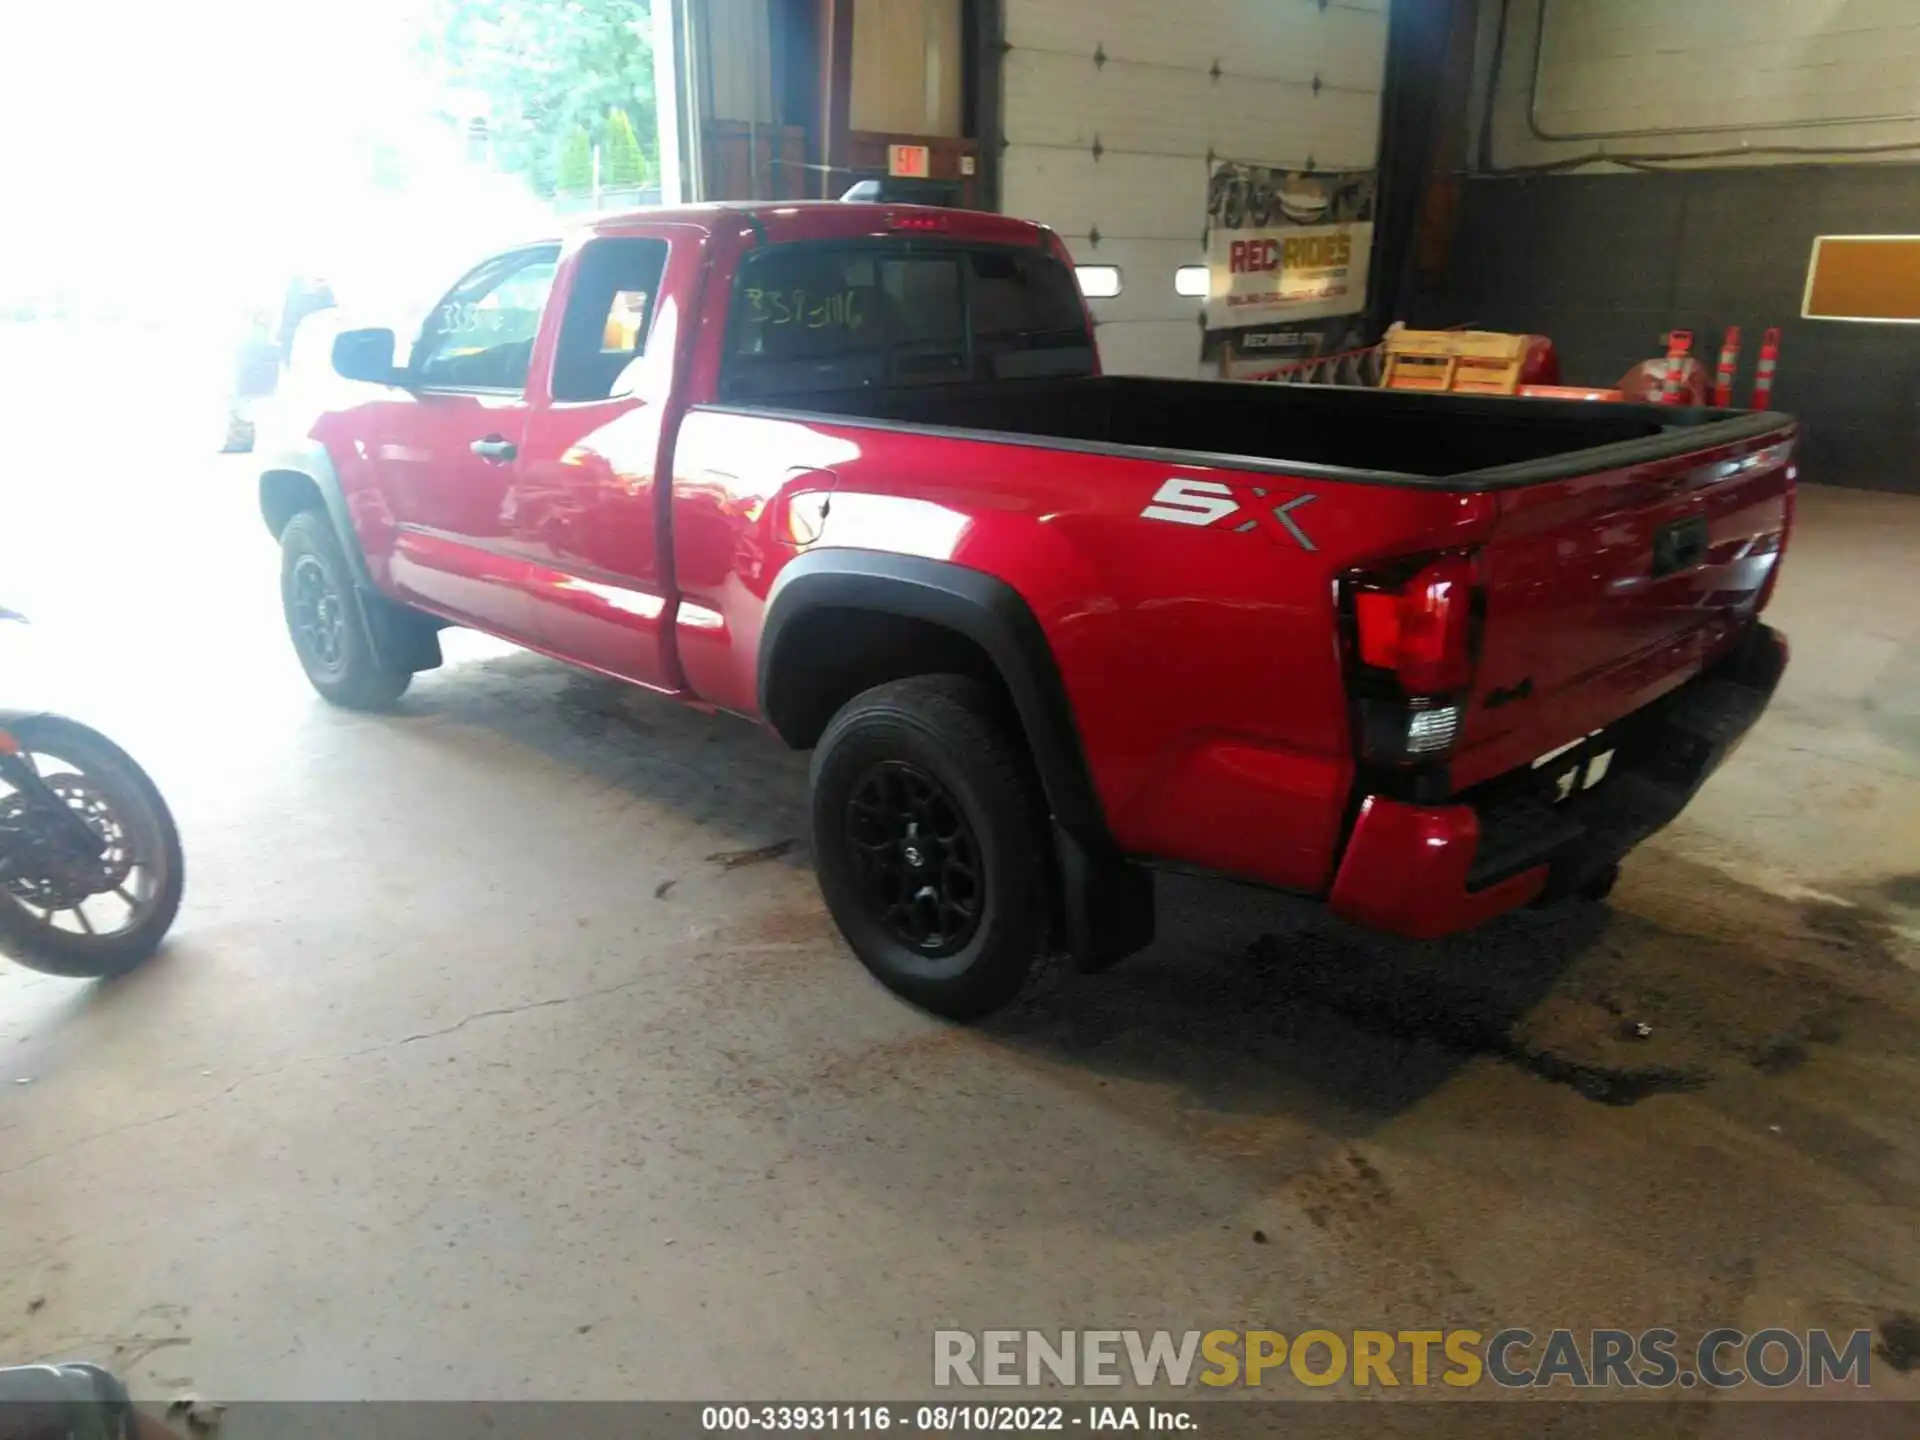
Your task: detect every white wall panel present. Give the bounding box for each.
[1066,237,1209,325]
[1208,74,1383,170]
[1008,0,1388,89]
[1087,320,1213,378]
[1002,0,1390,376]
[1004,52,1379,168]
[1001,149,1210,241]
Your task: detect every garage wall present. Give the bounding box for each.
[1412,165,1920,492]
[1411,0,1920,494]
[1483,0,1920,171]
[999,0,1390,377]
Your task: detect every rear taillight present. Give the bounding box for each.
[1345,553,1483,770]
[1352,555,1478,693]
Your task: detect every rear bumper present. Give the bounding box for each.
[1328,622,1788,940]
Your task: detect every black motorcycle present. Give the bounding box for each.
[0,608,183,977]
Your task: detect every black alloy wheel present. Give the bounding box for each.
[289,553,348,676]
[846,760,984,956]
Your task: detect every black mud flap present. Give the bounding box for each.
[360,588,445,675]
[1054,824,1155,972]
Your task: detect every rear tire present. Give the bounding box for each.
[810,676,1049,1020]
[279,510,412,709]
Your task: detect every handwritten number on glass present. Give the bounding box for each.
[437,301,488,336]
[744,287,865,331]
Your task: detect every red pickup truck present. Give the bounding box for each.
[258,202,1794,1018]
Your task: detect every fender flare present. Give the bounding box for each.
[759,550,1152,967]
[257,442,374,590]
[761,550,1106,838]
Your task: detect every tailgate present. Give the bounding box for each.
[1449,423,1796,791]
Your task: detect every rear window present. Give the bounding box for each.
[719,242,1094,402]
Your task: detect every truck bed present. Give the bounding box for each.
[736,374,1784,486]
[697,364,1794,884]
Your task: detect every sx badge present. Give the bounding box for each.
[1139,478,1319,551]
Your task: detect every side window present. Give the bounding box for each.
[551,237,671,403]
[412,246,560,393]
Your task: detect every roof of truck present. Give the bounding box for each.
[568,201,1056,249]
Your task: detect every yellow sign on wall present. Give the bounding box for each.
[1802,235,1920,323]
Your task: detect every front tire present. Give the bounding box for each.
[0,717,184,978]
[279,510,412,709]
[810,676,1049,1020]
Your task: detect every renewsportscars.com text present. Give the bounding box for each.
[933,1327,1875,1391]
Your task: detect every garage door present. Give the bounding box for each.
[1000,0,1390,377]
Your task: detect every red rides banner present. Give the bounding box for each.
[1204,163,1376,329]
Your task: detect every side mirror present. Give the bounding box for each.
[331,328,404,386]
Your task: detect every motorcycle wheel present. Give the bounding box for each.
[0,717,184,978]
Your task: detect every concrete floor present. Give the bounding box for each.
[2,355,1919,1413]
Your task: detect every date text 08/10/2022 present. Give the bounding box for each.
[701,1406,1194,1433]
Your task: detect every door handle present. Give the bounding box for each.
[471,437,517,462]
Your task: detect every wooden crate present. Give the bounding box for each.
[1382,327,1529,395]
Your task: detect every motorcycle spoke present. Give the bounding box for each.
[70,905,95,936]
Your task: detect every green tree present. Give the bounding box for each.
[602,107,648,189]
[425,0,656,197]
[556,126,594,196]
